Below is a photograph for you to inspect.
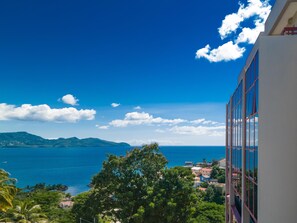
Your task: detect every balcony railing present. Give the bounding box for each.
[281,27,297,35]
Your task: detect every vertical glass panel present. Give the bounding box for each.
[246,119,250,149]
[251,116,255,149]
[249,150,254,178]
[245,178,249,206]
[246,149,249,176]
[255,80,259,112]
[255,114,258,147]
[255,150,258,183]
[255,51,259,78]
[248,180,254,212]
[238,148,242,171]
[254,185,258,219]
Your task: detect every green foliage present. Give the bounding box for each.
[200,182,209,188]
[24,183,68,192]
[211,160,219,166]
[217,175,225,183]
[210,165,225,183]
[1,185,75,223]
[6,200,47,223]
[0,169,17,212]
[204,185,224,205]
[72,191,95,222]
[190,202,225,223]
[72,144,201,223]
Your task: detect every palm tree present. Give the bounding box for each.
[9,200,48,223]
[0,169,17,212]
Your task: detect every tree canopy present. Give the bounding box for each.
[72,144,225,223]
[0,169,17,212]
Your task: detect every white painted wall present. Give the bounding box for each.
[259,35,297,223]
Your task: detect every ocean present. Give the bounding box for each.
[0,146,225,195]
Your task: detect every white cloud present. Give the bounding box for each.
[111,103,120,108]
[61,94,79,106]
[196,41,246,62]
[219,0,271,39]
[191,118,220,125]
[196,0,271,62]
[155,129,165,133]
[134,106,142,110]
[0,103,96,123]
[236,19,265,44]
[126,139,183,146]
[218,11,244,40]
[109,112,186,127]
[191,118,206,124]
[96,125,109,130]
[170,125,225,137]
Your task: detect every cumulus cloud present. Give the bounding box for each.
[219,0,271,39]
[170,125,225,137]
[196,41,246,62]
[196,0,271,62]
[134,106,142,110]
[126,139,183,146]
[191,118,206,124]
[155,129,165,133]
[0,103,96,123]
[191,118,219,125]
[236,19,265,44]
[60,94,79,106]
[111,103,120,108]
[96,125,109,130]
[109,112,186,127]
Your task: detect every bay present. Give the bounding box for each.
[0,146,225,195]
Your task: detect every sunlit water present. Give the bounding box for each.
[0,146,225,195]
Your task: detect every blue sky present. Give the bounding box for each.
[0,0,273,145]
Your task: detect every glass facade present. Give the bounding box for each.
[245,52,259,222]
[231,81,243,198]
[226,52,259,223]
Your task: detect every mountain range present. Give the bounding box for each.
[0,132,130,148]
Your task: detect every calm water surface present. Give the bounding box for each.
[0,146,225,194]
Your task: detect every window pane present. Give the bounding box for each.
[249,150,254,178]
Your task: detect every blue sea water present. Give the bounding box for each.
[0,146,225,195]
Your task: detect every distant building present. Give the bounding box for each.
[59,199,74,209]
[226,0,297,222]
[184,161,194,168]
[218,158,226,169]
[191,166,202,176]
[200,168,212,177]
[200,175,211,183]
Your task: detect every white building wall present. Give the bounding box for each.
[259,35,297,223]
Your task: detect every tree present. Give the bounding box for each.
[73,144,199,223]
[143,166,198,223]
[14,186,75,223]
[0,169,17,212]
[190,202,225,223]
[204,185,224,205]
[200,182,209,188]
[72,191,94,222]
[217,175,225,183]
[210,165,225,183]
[211,160,219,166]
[210,165,220,179]
[7,200,47,223]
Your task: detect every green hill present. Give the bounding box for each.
[0,132,130,148]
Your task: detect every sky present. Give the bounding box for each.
[0,0,274,145]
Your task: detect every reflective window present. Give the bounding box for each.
[230,81,243,195]
[245,52,258,221]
